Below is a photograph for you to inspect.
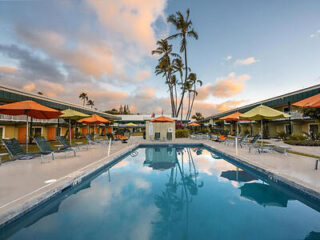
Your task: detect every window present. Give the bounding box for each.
[309,124,319,137]
[284,124,292,135]
[0,126,4,139]
[283,107,290,113]
[31,127,42,138]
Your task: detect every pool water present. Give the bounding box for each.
[1,146,320,240]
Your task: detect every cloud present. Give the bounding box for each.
[134,86,156,100]
[86,0,167,53]
[197,72,250,99]
[23,82,35,91]
[235,57,258,65]
[225,56,232,61]
[310,29,320,39]
[0,65,18,73]
[192,99,247,117]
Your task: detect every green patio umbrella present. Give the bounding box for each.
[59,109,89,145]
[239,105,290,146]
[240,182,294,207]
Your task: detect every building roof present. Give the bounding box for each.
[0,85,120,120]
[116,114,189,122]
[205,84,320,121]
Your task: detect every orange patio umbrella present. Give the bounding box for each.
[78,114,110,124]
[219,112,250,155]
[78,114,110,139]
[0,100,62,152]
[151,116,174,122]
[292,93,320,108]
[188,122,200,127]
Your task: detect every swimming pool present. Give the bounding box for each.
[1,145,320,240]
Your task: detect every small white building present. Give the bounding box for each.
[145,116,175,141]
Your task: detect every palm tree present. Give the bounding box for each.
[152,39,180,117]
[192,112,204,121]
[79,92,88,106]
[187,73,202,120]
[167,9,198,117]
[87,99,94,108]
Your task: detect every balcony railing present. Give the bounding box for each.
[0,114,65,124]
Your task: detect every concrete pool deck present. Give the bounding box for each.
[0,137,320,226]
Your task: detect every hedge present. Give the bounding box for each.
[176,129,190,138]
[284,140,320,146]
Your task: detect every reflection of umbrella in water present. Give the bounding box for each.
[221,170,257,182]
[305,231,320,240]
[240,182,293,207]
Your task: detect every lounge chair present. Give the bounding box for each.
[115,134,129,143]
[85,134,107,145]
[56,136,87,151]
[2,138,40,160]
[214,135,227,143]
[238,134,249,148]
[244,134,261,153]
[34,137,76,160]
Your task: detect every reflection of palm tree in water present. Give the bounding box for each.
[152,147,204,239]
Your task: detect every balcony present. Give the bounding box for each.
[0,114,65,124]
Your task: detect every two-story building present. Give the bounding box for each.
[204,84,320,138]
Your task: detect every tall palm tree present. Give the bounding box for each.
[152,39,180,116]
[87,99,94,108]
[79,92,88,106]
[187,73,202,120]
[167,9,198,117]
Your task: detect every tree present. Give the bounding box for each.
[152,39,180,116]
[79,92,88,106]
[167,9,198,119]
[187,73,202,120]
[87,99,94,108]
[192,112,204,121]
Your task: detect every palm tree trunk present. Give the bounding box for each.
[188,84,197,120]
[186,91,191,120]
[174,84,178,117]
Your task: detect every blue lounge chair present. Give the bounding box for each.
[34,137,76,160]
[2,138,40,160]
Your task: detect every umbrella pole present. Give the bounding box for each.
[261,120,263,146]
[69,119,72,145]
[235,122,238,155]
[26,115,29,153]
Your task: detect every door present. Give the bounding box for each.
[18,127,26,143]
[47,127,56,141]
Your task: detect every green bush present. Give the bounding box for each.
[288,134,307,141]
[176,129,190,138]
[243,129,250,136]
[276,131,288,140]
[284,140,320,146]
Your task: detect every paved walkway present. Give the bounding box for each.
[0,136,319,225]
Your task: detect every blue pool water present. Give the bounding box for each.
[1,146,320,240]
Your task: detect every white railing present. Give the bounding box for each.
[0,114,65,123]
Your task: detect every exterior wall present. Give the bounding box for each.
[145,121,175,141]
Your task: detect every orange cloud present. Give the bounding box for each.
[197,72,250,100]
[86,0,166,52]
[235,57,258,65]
[0,65,18,73]
[23,82,35,91]
[212,72,250,98]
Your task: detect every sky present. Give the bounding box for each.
[0,0,319,116]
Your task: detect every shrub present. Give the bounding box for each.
[276,131,288,140]
[243,129,250,136]
[284,140,320,146]
[288,134,307,141]
[176,129,190,138]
